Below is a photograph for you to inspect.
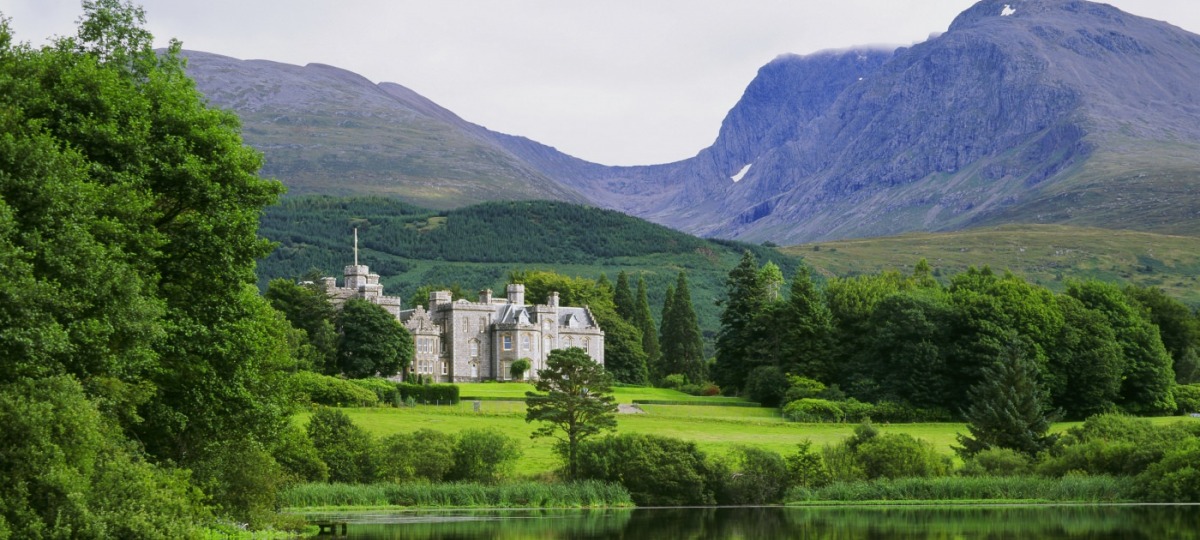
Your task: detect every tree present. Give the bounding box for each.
[613,271,636,321]
[265,278,338,373]
[660,272,706,383]
[525,347,619,479]
[779,267,835,380]
[1124,285,1200,384]
[1048,295,1124,419]
[656,285,676,382]
[450,428,523,483]
[714,251,770,391]
[306,407,375,483]
[336,298,413,378]
[634,277,662,371]
[956,339,1056,458]
[510,358,532,381]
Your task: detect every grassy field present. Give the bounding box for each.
[458,383,755,405]
[308,399,1198,478]
[787,224,1200,304]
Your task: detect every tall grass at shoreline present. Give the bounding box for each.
[281,480,633,509]
[786,475,1134,504]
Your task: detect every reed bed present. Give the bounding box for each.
[786,475,1135,504]
[281,480,633,509]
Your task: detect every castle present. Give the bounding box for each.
[319,233,604,382]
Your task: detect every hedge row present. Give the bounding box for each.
[631,399,762,407]
[398,383,460,404]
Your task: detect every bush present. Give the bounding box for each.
[786,441,832,489]
[307,407,376,483]
[511,358,532,381]
[959,447,1032,477]
[1136,438,1200,502]
[712,446,791,504]
[855,433,952,480]
[191,440,285,528]
[292,371,379,407]
[660,374,686,390]
[376,429,457,483]
[450,428,522,483]
[783,398,845,423]
[576,433,716,506]
[745,366,790,407]
[350,377,400,404]
[1036,414,1200,477]
[397,383,460,404]
[273,424,329,483]
[783,376,826,403]
[1175,384,1200,415]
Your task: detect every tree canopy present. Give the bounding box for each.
[525,347,619,479]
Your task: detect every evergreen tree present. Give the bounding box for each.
[525,348,619,480]
[656,285,676,382]
[760,261,785,302]
[780,266,836,381]
[661,272,706,383]
[634,277,662,371]
[714,251,770,391]
[613,271,636,322]
[956,339,1056,457]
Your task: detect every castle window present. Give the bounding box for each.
[470,340,480,357]
[479,317,487,331]
[442,362,448,375]
[471,363,478,378]
[564,336,573,348]
[503,334,513,351]
[521,334,531,351]
[582,337,590,353]
[462,317,469,333]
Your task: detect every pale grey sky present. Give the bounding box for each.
[4,1,1198,165]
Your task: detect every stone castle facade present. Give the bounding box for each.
[319,259,604,383]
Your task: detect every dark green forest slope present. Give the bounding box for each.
[258,197,798,338]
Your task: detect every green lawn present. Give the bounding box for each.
[309,402,1198,479]
[457,382,755,405]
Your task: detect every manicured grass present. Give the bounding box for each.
[306,403,1199,479]
[458,383,755,405]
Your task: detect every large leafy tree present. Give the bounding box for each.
[1048,295,1124,419]
[525,347,619,479]
[863,289,954,408]
[0,0,294,526]
[336,298,413,378]
[265,278,338,373]
[1125,285,1200,384]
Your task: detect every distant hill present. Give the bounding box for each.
[257,197,799,338]
[787,224,1200,305]
[191,0,1200,244]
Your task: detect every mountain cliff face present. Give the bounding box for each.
[185,0,1200,243]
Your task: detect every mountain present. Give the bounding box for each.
[181,50,588,210]
[185,0,1200,244]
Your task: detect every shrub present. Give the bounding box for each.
[660,374,687,390]
[349,377,400,404]
[1036,414,1200,478]
[307,407,376,483]
[1175,384,1200,415]
[855,433,952,480]
[783,398,845,423]
[450,428,522,483]
[376,429,457,483]
[745,366,789,407]
[959,447,1032,477]
[712,446,791,504]
[1135,438,1200,502]
[397,383,460,404]
[292,371,379,407]
[191,440,286,528]
[576,433,716,506]
[511,358,532,381]
[786,440,831,488]
[273,424,329,483]
[783,376,826,403]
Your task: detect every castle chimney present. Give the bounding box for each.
[479,289,493,304]
[507,283,525,306]
[429,290,451,310]
[548,291,559,307]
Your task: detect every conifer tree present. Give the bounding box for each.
[635,277,662,370]
[614,271,636,322]
[714,251,770,391]
[661,272,706,383]
[780,267,836,380]
[656,285,676,382]
[956,339,1055,457]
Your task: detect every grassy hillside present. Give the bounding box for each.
[788,224,1200,304]
[257,196,799,339]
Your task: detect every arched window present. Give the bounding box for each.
[582,337,590,353]
[470,339,480,357]
[521,334,531,351]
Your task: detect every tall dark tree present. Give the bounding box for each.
[661,272,706,383]
[1048,295,1124,419]
[613,271,636,322]
[863,290,953,408]
[656,285,676,382]
[265,278,338,373]
[779,267,835,381]
[525,347,619,480]
[336,298,413,378]
[634,277,662,372]
[956,339,1056,457]
[714,251,770,391]
[1124,285,1200,384]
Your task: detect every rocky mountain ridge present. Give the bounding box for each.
[185,0,1200,243]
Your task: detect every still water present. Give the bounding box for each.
[304,505,1200,539]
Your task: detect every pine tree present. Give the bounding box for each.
[780,266,836,380]
[661,272,706,383]
[635,277,662,370]
[714,251,770,391]
[613,271,636,322]
[656,285,676,382]
[956,339,1056,457]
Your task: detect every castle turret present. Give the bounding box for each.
[507,284,525,306]
[548,291,559,307]
[429,290,452,310]
[479,289,493,304]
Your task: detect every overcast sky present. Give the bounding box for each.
[5,1,1199,165]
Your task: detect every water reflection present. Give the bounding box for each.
[307,505,1200,539]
